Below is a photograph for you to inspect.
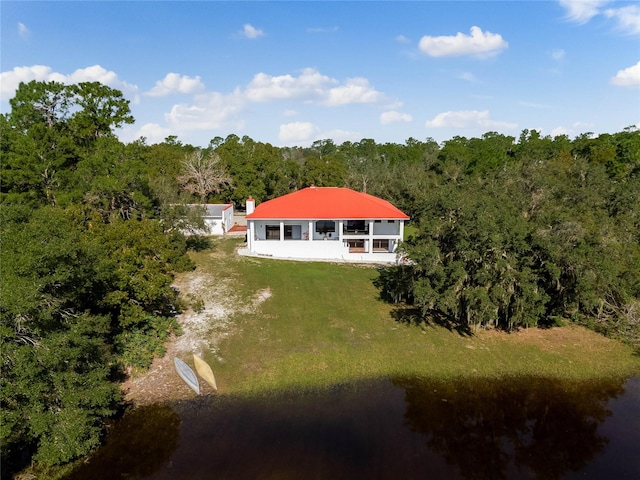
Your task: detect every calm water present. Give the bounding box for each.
[68,376,640,480]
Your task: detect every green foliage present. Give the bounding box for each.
[396,180,548,330]
[0,80,193,475]
[0,203,191,472]
[376,129,640,345]
[214,134,302,205]
[114,315,181,371]
[88,219,189,326]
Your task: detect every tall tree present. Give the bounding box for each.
[177,150,232,202]
[67,82,134,146]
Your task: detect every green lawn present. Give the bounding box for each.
[190,238,640,396]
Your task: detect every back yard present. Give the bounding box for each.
[124,237,640,403]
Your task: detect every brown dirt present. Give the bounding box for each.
[478,323,620,355]
[120,257,271,406]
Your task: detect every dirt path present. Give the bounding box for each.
[121,251,270,406]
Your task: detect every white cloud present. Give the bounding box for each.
[164,90,246,131]
[395,34,411,43]
[146,73,205,96]
[610,61,640,87]
[457,72,477,82]
[277,124,358,146]
[380,110,412,124]
[559,0,610,24]
[279,121,320,143]
[307,26,339,33]
[325,77,384,106]
[242,24,264,39]
[244,68,385,106]
[321,129,360,144]
[0,64,138,102]
[68,65,136,91]
[550,121,595,138]
[551,49,566,61]
[425,110,517,130]
[418,26,508,58]
[1,65,61,100]
[126,123,173,145]
[245,68,336,102]
[18,22,29,38]
[151,67,388,141]
[559,1,639,35]
[604,5,640,35]
[68,65,139,103]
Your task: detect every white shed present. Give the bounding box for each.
[185,203,234,235]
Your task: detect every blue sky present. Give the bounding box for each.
[2,1,639,147]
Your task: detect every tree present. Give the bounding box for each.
[67,82,134,145]
[0,81,196,473]
[177,150,232,202]
[302,154,345,187]
[375,130,639,345]
[0,206,120,468]
[8,80,72,131]
[2,81,134,206]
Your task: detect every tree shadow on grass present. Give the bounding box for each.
[390,307,472,337]
[186,234,213,251]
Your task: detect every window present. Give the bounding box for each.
[345,220,366,233]
[266,225,280,240]
[387,220,395,224]
[374,220,382,223]
[284,225,293,239]
[373,239,390,251]
[347,239,365,252]
[315,220,335,234]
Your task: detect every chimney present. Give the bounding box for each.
[246,196,255,215]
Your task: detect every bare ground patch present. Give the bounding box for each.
[478,324,623,356]
[121,263,271,406]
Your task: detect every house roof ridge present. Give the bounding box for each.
[246,187,408,220]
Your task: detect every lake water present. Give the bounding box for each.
[67,375,640,479]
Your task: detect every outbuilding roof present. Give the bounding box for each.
[245,187,409,220]
[203,204,233,218]
[183,204,233,218]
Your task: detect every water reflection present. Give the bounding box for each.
[67,376,638,480]
[395,376,624,480]
[65,404,180,480]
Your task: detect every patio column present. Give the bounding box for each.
[280,221,284,242]
[247,220,253,251]
[308,221,313,241]
[367,220,374,254]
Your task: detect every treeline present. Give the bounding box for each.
[0,81,198,474]
[374,130,639,344]
[1,80,638,473]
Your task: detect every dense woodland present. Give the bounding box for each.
[1,81,639,473]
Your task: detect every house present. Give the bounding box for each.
[186,203,234,235]
[244,186,409,263]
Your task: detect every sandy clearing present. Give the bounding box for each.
[121,266,270,405]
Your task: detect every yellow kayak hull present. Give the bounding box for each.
[193,354,218,392]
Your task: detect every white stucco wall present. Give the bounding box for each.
[194,204,234,235]
[246,218,404,263]
[203,218,225,235]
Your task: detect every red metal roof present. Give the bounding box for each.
[245,187,409,220]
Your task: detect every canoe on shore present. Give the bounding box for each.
[174,357,200,395]
[193,354,218,392]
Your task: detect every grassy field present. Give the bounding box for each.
[190,238,640,396]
